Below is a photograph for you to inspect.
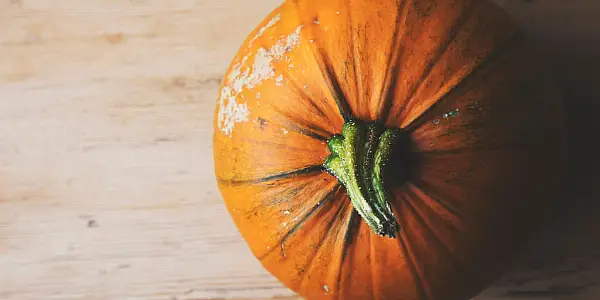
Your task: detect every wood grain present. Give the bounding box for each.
[0,0,599,300]
[0,1,295,300]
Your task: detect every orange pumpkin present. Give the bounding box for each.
[213,0,567,299]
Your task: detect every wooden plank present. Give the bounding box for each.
[1,0,599,299]
[0,1,294,300]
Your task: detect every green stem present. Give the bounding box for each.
[324,120,401,238]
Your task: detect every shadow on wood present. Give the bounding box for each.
[477,1,600,299]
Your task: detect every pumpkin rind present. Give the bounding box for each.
[213,0,568,299]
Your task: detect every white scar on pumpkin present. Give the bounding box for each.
[217,24,303,137]
[248,14,281,47]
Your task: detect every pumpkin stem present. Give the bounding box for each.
[324,121,401,238]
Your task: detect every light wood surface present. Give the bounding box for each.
[1,1,599,300]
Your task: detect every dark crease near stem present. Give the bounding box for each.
[257,184,341,260]
[246,180,318,223]
[268,106,331,138]
[377,0,410,121]
[291,0,352,121]
[339,209,361,264]
[390,2,474,125]
[218,165,325,185]
[299,198,347,289]
[262,180,315,207]
[321,55,354,122]
[404,30,522,133]
[285,123,329,142]
[335,208,360,300]
[267,113,331,141]
[252,116,330,142]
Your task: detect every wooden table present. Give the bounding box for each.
[1,1,599,299]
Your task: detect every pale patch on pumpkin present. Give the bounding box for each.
[228,55,249,81]
[248,48,276,87]
[267,25,303,62]
[275,75,284,86]
[231,70,248,93]
[217,25,304,137]
[248,13,281,47]
[228,68,241,83]
[245,25,303,90]
[217,86,250,136]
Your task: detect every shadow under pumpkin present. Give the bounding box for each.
[475,0,600,298]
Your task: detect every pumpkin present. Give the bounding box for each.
[213,0,567,299]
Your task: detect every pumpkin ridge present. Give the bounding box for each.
[229,137,324,152]
[345,0,367,118]
[323,202,356,300]
[256,184,341,261]
[396,216,432,300]
[405,182,466,230]
[390,1,475,127]
[279,122,330,141]
[251,32,335,136]
[335,208,360,299]
[255,180,315,210]
[288,0,352,121]
[368,229,379,300]
[404,30,523,132]
[409,178,464,220]
[377,0,411,121]
[217,164,324,185]
[265,107,332,140]
[401,186,466,269]
[320,52,353,121]
[279,67,330,121]
[263,115,330,141]
[298,199,347,295]
[339,209,361,263]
